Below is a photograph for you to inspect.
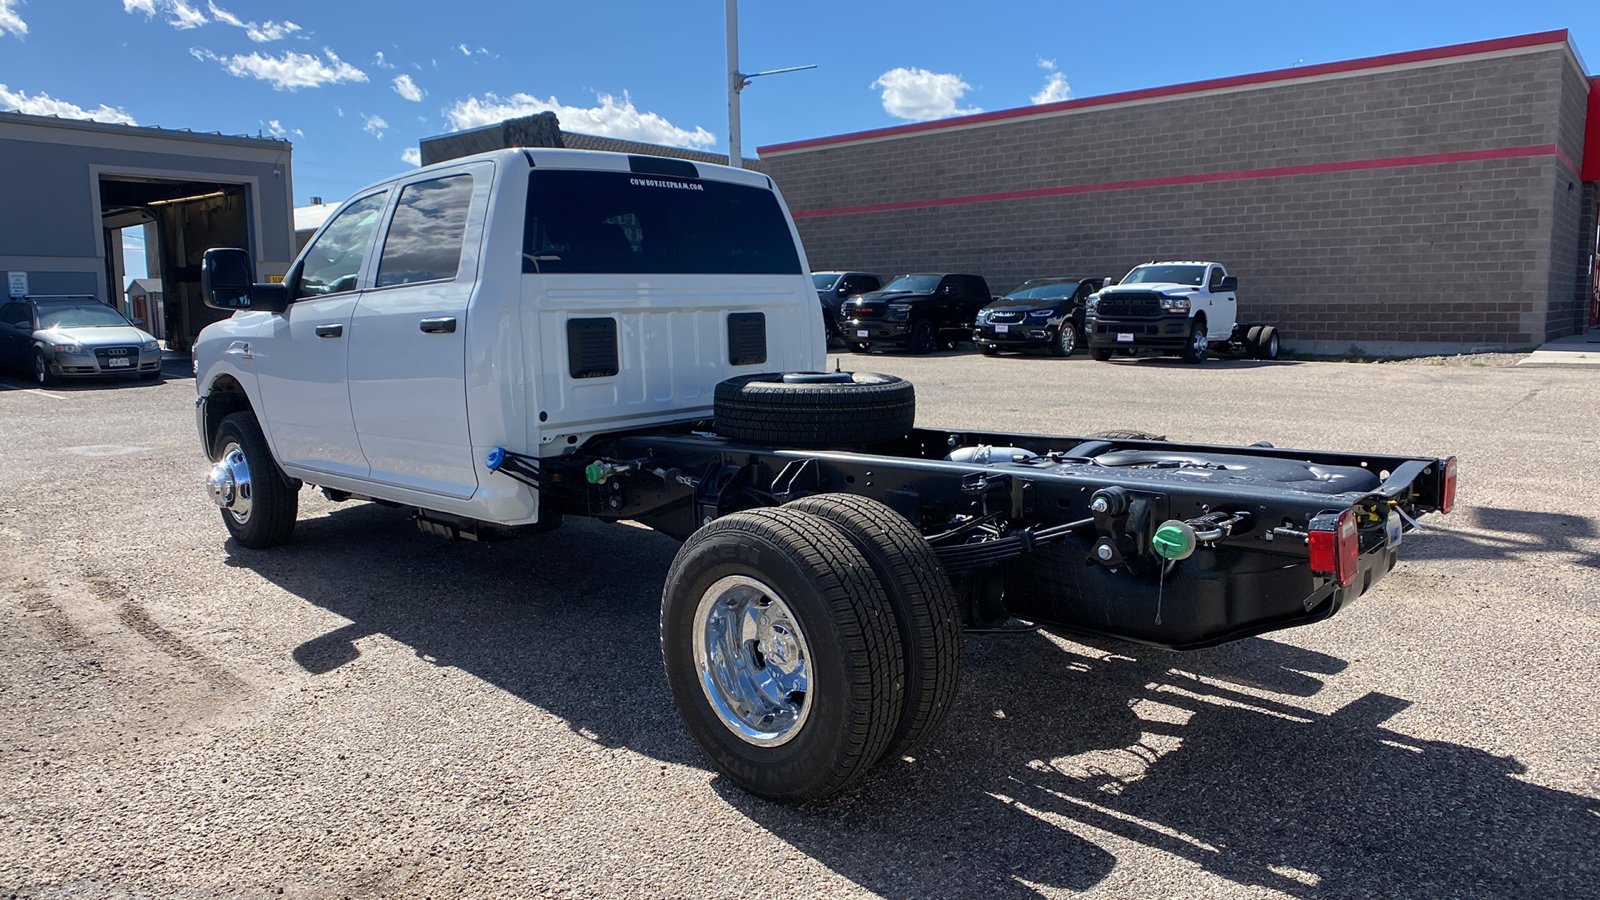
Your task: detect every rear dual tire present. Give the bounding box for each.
[661,498,963,802]
[661,508,906,803]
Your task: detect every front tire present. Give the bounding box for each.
[784,494,963,762]
[1181,320,1209,364]
[1051,321,1080,357]
[32,350,59,386]
[661,509,906,803]
[849,341,872,354]
[1090,346,1114,362]
[211,411,298,548]
[907,319,937,355]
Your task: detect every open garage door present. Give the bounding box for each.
[100,177,251,352]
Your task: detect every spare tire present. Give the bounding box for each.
[714,372,915,448]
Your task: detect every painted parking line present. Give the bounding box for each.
[0,384,72,401]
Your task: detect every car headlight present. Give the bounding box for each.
[975,309,990,323]
[1028,309,1053,318]
[142,340,160,352]
[886,303,911,322]
[51,340,82,354]
[1160,295,1191,312]
[1086,296,1099,312]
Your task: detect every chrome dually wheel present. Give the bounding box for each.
[693,575,814,747]
[210,411,298,548]
[208,441,254,526]
[660,508,905,803]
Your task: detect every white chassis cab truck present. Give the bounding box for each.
[194,151,1452,803]
[1085,261,1281,363]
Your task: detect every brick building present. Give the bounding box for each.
[759,31,1600,354]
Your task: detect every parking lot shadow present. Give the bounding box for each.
[1409,505,1600,570]
[224,504,1599,899]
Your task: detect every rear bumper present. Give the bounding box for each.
[1002,529,1400,650]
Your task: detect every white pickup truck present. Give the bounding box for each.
[1085,261,1280,363]
[194,150,1452,803]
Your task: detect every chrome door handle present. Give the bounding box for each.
[315,324,344,338]
[420,317,457,334]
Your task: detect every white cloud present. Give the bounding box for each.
[392,74,423,102]
[401,147,421,166]
[126,0,207,29]
[374,51,393,69]
[0,83,137,124]
[205,2,298,41]
[872,67,981,121]
[204,2,239,26]
[1032,72,1071,105]
[0,0,27,38]
[194,47,368,91]
[264,119,302,139]
[444,90,715,149]
[363,113,387,138]
[456,43,471,56]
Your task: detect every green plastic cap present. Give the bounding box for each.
[585,462,605,484]
[1152,520,1197,560]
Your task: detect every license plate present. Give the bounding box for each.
[856,330,868,338]
[1386,514,1403,548]
[108,357,130,368]
[1117,332,1134,342]
[995,324,1009,333]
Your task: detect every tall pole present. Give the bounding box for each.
[726,0,741,168]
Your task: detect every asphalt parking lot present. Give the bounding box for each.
[1,351,1597,899]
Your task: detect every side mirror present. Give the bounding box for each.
[202,248,288,313]
[1218,275,1238,292]
[12,321,30,334]
[837,285,851,295]
[130,317,145,327]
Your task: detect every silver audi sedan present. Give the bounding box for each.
[0,295,163,385]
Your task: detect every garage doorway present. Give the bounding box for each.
[99,176,252,352]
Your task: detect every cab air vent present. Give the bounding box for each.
[727,312,767,366]
[567,317,619,379]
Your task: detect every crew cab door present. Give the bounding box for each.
[253,190,389,479]
[347,166,487,500]
[1206,265,1237,340]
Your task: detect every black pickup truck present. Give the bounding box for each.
[840,273,991,354]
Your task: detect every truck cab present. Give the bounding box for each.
[194,148,823,527]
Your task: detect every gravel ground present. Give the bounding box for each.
[1,351,1596,899]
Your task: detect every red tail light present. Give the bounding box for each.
[1309,508,1359,587]
[1441,457,1457,515]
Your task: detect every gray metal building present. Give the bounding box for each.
[0,111,296,351]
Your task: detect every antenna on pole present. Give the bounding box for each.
[726,0,815,169]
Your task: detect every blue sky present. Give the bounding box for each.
[1,1,1596,281]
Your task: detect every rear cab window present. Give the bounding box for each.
[522,170,801,275]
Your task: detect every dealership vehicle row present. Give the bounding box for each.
[822,261,1282,363]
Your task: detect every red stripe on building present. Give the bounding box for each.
[1583,76,1600,182]
[790,145,1562,220]
[761,31,1571,157]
